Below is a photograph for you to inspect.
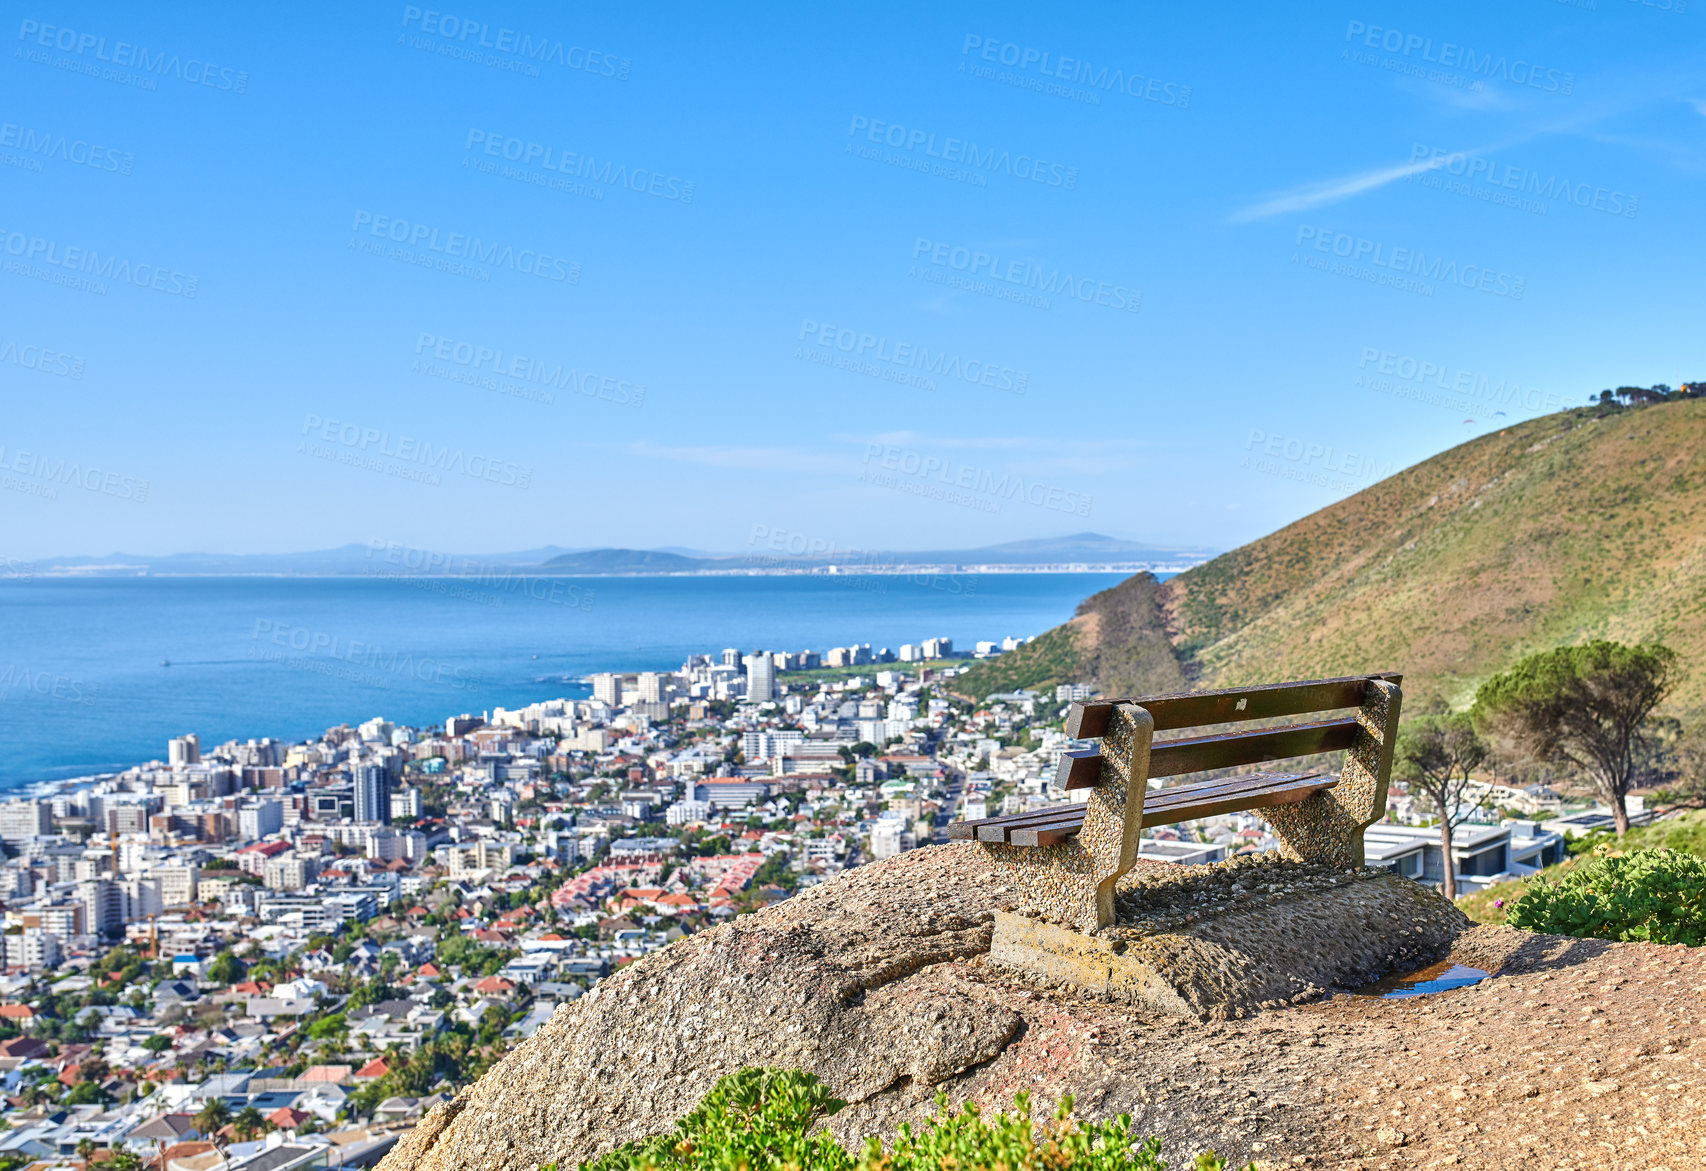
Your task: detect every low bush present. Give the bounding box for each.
[549,1067,1249,1171]
[1506,845,1706,946]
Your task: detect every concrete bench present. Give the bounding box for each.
[948,672,1402,932]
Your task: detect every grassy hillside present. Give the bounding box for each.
[955,399,1706,712]
[1459,808,1706,924]
[953,572,1186,701]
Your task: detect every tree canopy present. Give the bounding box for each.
[1473,640,1676,834]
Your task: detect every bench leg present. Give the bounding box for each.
[977,704,1153,933]
[1261,679,1401,867]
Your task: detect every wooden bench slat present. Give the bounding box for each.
[1066,672,1401,737]
[948,771,1335,845]
[1143,773,1337,826]
[975,807,1089,841]
[1142,770,1326,810]
[952,772,1338,847]
[1010,817,1087,847]
[1151,716,1360,777]
[1057,748,1103,791]
[1056,716,1361,790]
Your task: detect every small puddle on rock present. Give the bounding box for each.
[1353,961,1489,999]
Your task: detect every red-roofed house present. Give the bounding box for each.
[354,1057,391,1080]
[267,1106,310,1130]
[470,976,517,1000]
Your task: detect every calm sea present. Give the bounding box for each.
[0,573,1130,788]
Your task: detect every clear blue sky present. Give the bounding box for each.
[3,1,1701,560]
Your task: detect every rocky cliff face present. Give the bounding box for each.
[380,845,1706,1171]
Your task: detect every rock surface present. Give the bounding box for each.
[379,845,1706,1171]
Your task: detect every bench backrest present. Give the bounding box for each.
[1055,671,1403,792]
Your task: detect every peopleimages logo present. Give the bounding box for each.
[1242,429,1398,491]
[0,121,134,174]
[1356,348,1566,413]
[1342,21,1574,94]
[1295,226,1524,300]
[349,211,579,283]
[0,444,149,502]
[959,34,1191,108]
[413,332,645,407]
[0,227,198,297]
[251,619,482,692]
[1,339,84,379]
[463,130,694,202]
[910,238,1141,313]
[1408,144,1637,218]
[862,444,1092,517]
[399,7,630,80]
[299,414,534,489]
[16,18,249,92]
[846,117,1078,189]
[796,320,1028,395]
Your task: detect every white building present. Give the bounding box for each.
[666,799,712,826]
[78,877,127,937]
[0,799,52,842]
[744,653,776,703]
[238,799,284,840]
[391,786,423,820]
[4,928,60,971]
[168,734,201,766]
[870,820,914,859]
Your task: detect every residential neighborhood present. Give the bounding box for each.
[0,636,1626,1169]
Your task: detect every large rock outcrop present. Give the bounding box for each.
[381,845,1706,1171]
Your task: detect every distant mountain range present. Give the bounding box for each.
[16,533,1214,578]
[954,399,1706,714]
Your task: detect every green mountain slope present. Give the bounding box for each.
[955,399,1706,714]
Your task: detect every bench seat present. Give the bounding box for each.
[949,770,1335,846]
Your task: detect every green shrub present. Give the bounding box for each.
[551,1067,1249,1171]
[1507,846,1706,946]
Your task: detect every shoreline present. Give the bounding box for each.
[6,563,1200,580]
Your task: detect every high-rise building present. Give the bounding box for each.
[238,800,284,840]
[721,647,740,668]
[591,673,623,706]
[168,734,201,765]
[353,763,391,825]
[638,672,668,703]
[78,878,127,938]
[922,636,952,659]
[390,786,422,821]
[4,929,60,971]
[156,865,200,907]
[0,799,53,842]
[744,652,776,703]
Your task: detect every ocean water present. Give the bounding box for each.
[0,572,1129,788]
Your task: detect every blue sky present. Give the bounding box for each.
[3,0,1701,561]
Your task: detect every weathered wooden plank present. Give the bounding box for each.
[1009,816,1087,847]
[1065,673,1401,738]
[1052,717,1359,788]
[1055,748,1105,791]
[955,806,1085,834]
[1142,775,1337,827]
[1141,770,1324,811]
[1149,716,1360,778]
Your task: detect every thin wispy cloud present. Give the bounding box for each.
[1229,149,1495,223]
